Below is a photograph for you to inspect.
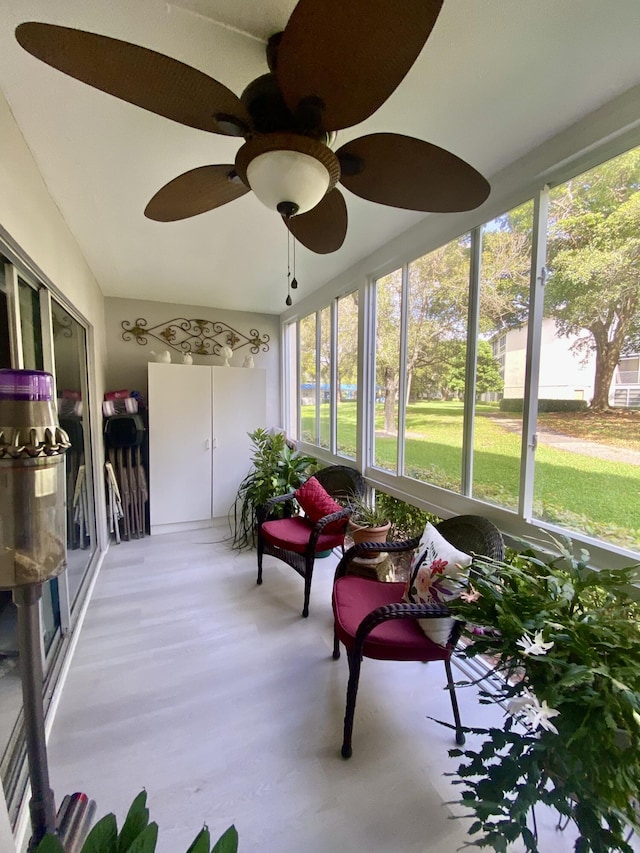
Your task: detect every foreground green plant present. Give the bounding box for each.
[445,537,640,852]
[347,490,390,529]
[229,427,316,549]
[35,790,237,853]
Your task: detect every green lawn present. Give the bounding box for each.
[303,400,640,550]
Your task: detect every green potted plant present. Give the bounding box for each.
[35,790,237,852]
[375,491,439,540]
[347,492,391,554]
[441,536,640,853]
[229,427,316,549]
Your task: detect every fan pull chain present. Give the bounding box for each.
[285,229,292,306]
[291,236,298,290]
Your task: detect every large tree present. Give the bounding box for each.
[446,339,504,400]
[299,313,317,387]
[479,205,533,332]
[336,291,359,401]
[375,242,471,433]
[374,269,404,433]
[545,148,640,410]
[374,215,533,432]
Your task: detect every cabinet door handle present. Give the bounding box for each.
[205,438,210,450]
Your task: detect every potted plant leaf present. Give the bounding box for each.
[442,535,640,853]
[347,492,391,556]
[229,427,316,549]
[35,789,237,853]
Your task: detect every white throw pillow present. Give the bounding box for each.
[405,522,472,646]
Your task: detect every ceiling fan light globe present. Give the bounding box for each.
[247,150,330,215]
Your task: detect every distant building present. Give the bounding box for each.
[300,383,358,406]
[487,319,639,407]
[613,354,640,407]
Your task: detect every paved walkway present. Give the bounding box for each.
[380,419,640,465]
[489,416,640,465]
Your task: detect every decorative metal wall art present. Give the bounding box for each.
[121,318,270,356]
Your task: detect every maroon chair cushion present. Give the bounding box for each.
[262,516,345,555]
[294,476,345,534]
[333,577,450,662]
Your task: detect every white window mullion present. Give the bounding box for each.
[279,321,288,433]
[359,278,376,474]
[40,289,72,635]
[330,298,338,454]
[397,264,409,476]
[295,321,301,440]
[462,228,482,494]
[5,263,24,368]
[519,187,549,520]
[314,310,321,445]
[39,288,55,375]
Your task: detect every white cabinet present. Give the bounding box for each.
[148,363,266,534]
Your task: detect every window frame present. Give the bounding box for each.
[283,129,640,570]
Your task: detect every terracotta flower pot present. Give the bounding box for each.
[348,520,391,558]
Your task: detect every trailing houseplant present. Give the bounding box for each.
[229,427,316,549]
[35,790,237,853]
[441,536,640,852]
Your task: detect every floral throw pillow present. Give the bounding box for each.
[405,522,472,646]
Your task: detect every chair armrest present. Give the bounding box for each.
[353,601,461,656]
[307,507,352,550]
[333,536,421,581]
[257,492,298,526]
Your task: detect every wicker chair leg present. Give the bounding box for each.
[341,648,363,759]
[301,555,314,618]
[302,579,311,617]
[445,657,465,745]
[257,536,264,585]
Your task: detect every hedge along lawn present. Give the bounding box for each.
[302,401,640,548]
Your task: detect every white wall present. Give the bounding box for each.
[539,320,596,401]
[104,296,281,428]
[0,90,108,540]
[503,319,596,401]
[0,89,110,850]
[0,93,106,349]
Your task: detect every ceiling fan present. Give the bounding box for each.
[15,0,490,255]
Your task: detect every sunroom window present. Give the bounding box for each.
[287,143,640,560]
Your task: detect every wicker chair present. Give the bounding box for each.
[332,514,505,758]
[257,465,365,617]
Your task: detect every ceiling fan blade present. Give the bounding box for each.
[145,165,249,221]
[337,133,490,212]
[285,189,347,254]
[277,0,442,132]
[15,22,250,135]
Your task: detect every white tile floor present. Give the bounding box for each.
[43,529,629,852]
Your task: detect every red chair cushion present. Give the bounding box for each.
[333,577,450,662]
[294,476,345,534]
[262,516,345,555]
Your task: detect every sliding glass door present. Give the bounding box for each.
[51,299,96,608]
[0,256,97,824]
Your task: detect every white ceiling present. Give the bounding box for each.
[1,0,639,315]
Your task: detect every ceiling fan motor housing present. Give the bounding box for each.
[235,133,340,217]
